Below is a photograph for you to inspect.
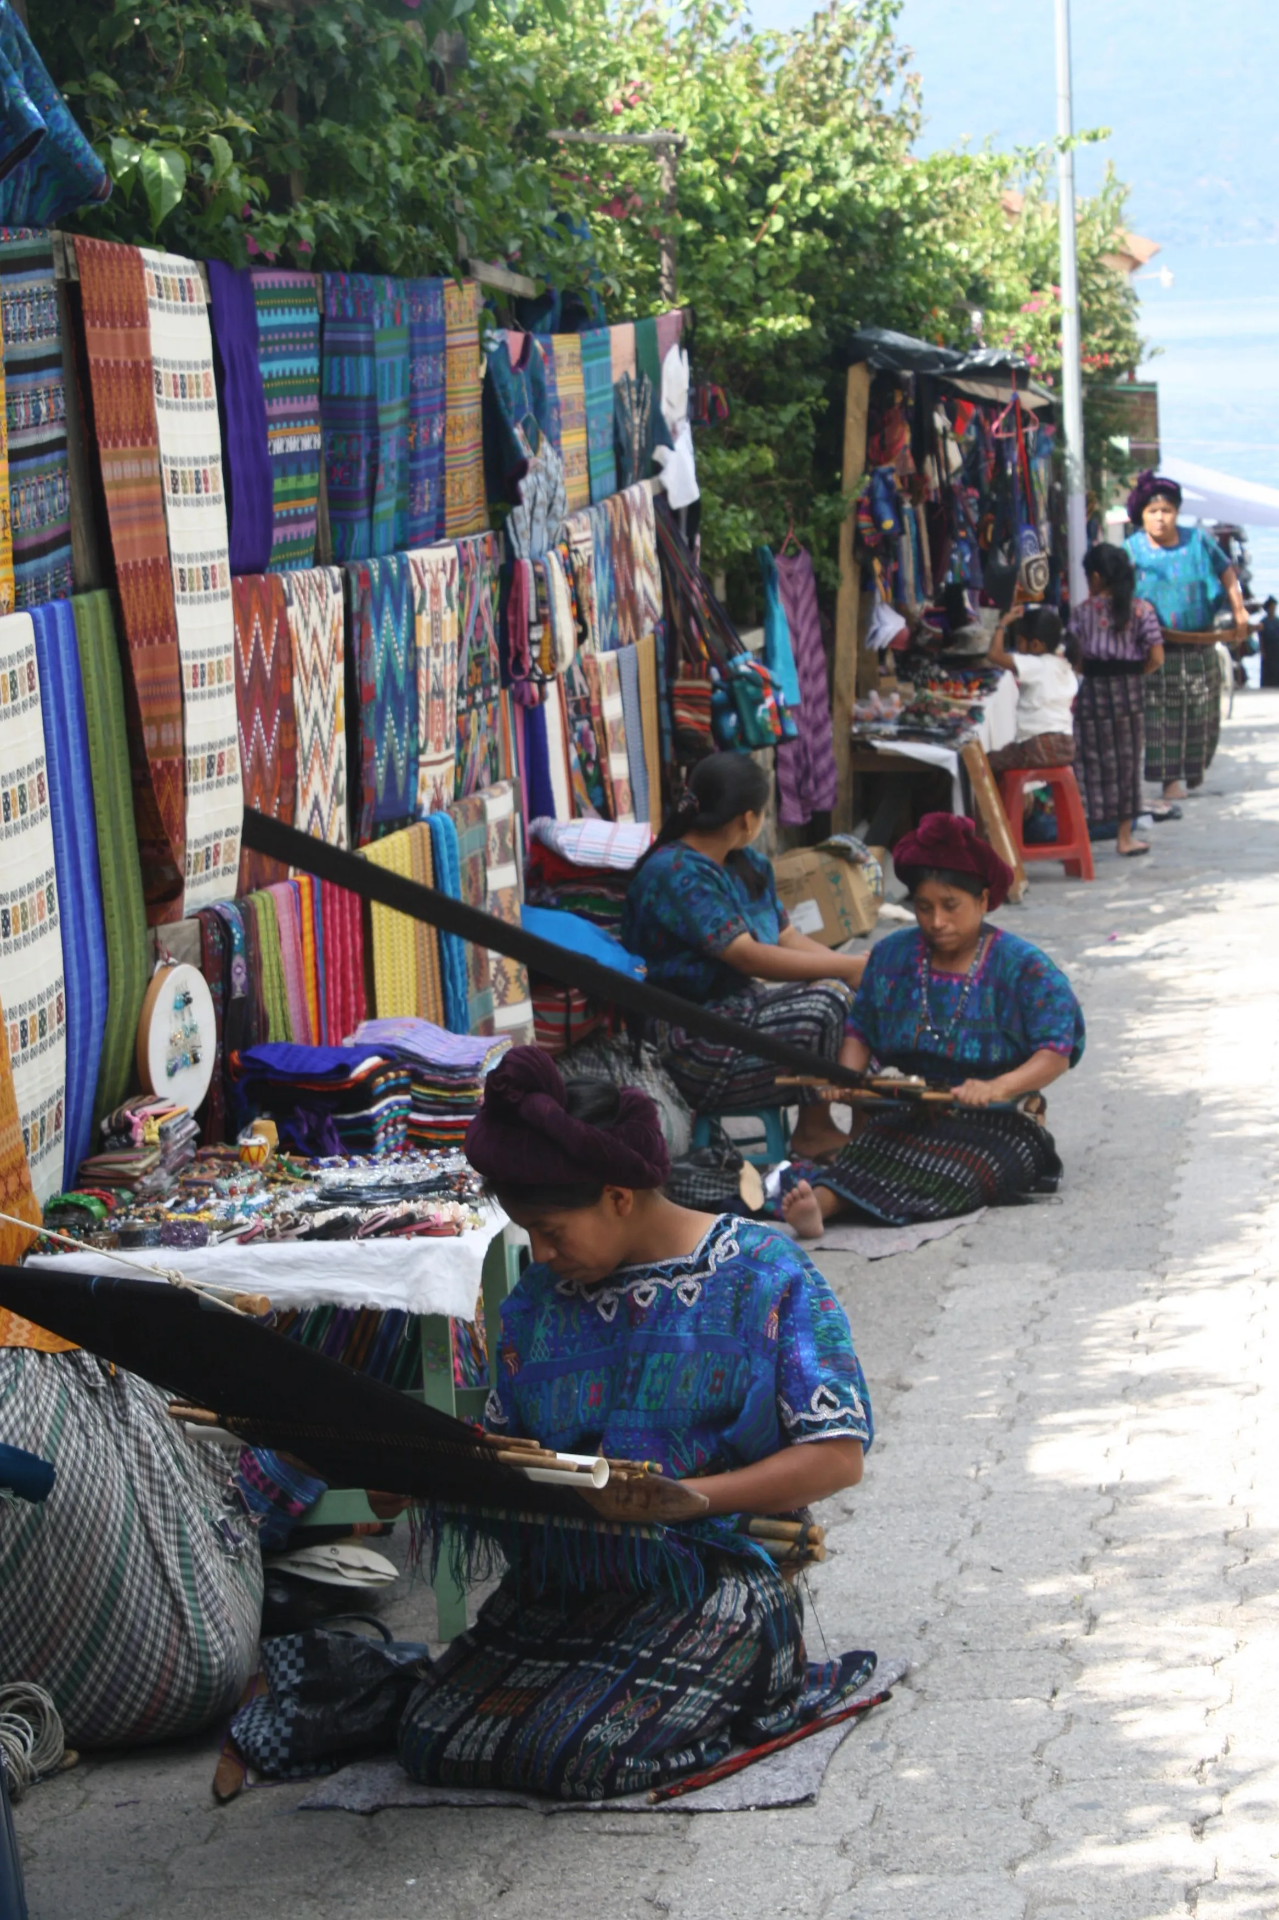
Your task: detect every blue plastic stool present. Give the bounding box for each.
[691,1107,791,1168]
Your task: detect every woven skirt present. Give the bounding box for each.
[1074,670,1145,823]
[650,980,854,1115]
[1144,647,1220,788]
[795,1106,1062,1226]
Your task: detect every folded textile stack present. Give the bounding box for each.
[347,1018,508,1151]
[525,843,634,935]
[76,1097,201,1196]
[230,1045,412,1158]
[531,982,613,1056]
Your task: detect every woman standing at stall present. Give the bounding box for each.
[1070,544,1164,857]
[1124,472,1247,800]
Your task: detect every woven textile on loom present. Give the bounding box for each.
[31,603,108,1187]
[480,781,534,1044]
[347,553,417,845]
[406,278,446,548]
[283,566,347,848]
[0,613,66,1204]
[250,268,322,572]
[551,334,590,512]
[0,232,72,610]
[446,793,495,1034]
[443,279,487,538]
[73,237,185,913]
[205,260,272,576]
[454,531,505,800]
[579,324,617,505]
[142,248,244,910]
[72,593,148,1130]
[409,545,458,818]
[232,573,295,892]
[371,276,409,558]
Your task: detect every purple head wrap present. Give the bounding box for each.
[465,1045,670,1191]
[1126,469,1182,525]
[893,811,1014,912]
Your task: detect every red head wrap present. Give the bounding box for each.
[465,1045,670,1192]
[892,812,1014,912]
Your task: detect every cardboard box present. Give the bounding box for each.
[773,847,880,946]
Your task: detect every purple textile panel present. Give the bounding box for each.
[774,547,839,824]
[206,260,273,576]
[406,277,446,547]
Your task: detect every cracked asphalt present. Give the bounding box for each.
[16,689,1279,1919]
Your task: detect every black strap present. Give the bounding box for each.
[242,809,869,1092]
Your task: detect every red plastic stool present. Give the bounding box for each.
[997,765,1095,880]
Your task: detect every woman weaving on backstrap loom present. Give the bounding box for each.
[780,814,1084,1241]
[396,1045,876,1801]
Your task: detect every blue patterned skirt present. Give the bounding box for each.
[794,1106,1062,1225]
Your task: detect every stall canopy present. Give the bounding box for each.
[1168,457,1279,532]
[844,328,1052,402]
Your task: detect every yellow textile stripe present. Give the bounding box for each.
[408,824,445,1027]
[636,632,663,834]
[551,334,590,512]
[364,830,417,1018]
[0,1310,76,1353]
[294,872,323,1042]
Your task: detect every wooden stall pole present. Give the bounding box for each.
[960,740,1028,903]
[831,362,871,831]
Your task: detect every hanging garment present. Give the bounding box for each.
[347,552,417,845]
[30,601,107,1188]
[480,781,534,1044]
[284,565,347,848]
[321,271,377,563]
[483,330,558,504]
[773,547,838,825]
[425,811,470,1035]
[73,237,185,915]
[371,276,409,557]
[579,325,617,505]
[232,573,295,892]
[142,248,244,912]
[446,792,495,1034]
[550,334,590,511]
[250,267,322,572]
[443,278,487,538]
[205,260,272,576]
[405,277,446,548]
[562,655,607,818]
[0,8,110,224]
[454,531,504,800]
[0,611,66,1202]
[408,544,459,818]
[0,232,71,609]
[505,418,568,565]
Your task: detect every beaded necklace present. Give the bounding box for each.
[914,931,990,1058]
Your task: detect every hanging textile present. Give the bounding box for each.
[454,531,504,800]
[614,640,649,830]
[196,906,229,1141]
[626,482,663,642]
[371,276,409,558]
[613,371,654,491]
[0,10,110,225]
[409,823,445,1027]
[0,232,71,610]
[232,573,295,892]
[633,315,665,445]
[608,492,641,649]
[406,277,446,548]
[0,982,39,1270]
[655,308,684,367]
[588,501,619,652]
[483,331,558,504]
[443,278,486,538]
[268,880,313,1045]
[246,889,292,1042]
[505,416,568,565]
[425,812,470,1035]
[522,701,554,823]
[610,322,636,386]
[480,781,534,1044]
[283,565,347,849]
[0,287,11,614]
[586,650,635,823]
[550,335,590,512]
[0,612,66,1203]
[205,260,272,576]
[250,267,322,573]
[30,602,107,1187]
[774,546,839,825]
[73,236,185,915]
[543,673,575,823]
[562,656,606,817]
[409,544,459,818]
[635,631,663,834]
[446,793,495,1034]
[565,511,600,655]
[363,828,416,1018]
[321,271,376,563]
[293,873,323,1046]
[142,247,244,911]
[347,552,417,845]
[579,325,616,506]
[320,880,365,1047]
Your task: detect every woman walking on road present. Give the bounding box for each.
[1069,544,1164,858]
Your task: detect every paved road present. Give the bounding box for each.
[18,692,1279,1919]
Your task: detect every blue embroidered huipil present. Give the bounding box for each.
[620,843,790,1001]
[1124,527,1230,632]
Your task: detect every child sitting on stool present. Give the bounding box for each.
[986,604,1079,775]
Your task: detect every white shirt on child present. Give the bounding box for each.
[1010,653,1078,742]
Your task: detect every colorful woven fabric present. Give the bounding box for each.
[635,631,663,833]
[250,268,322,572]
[347,553,417,844]
[551,334,589,511]
[0,233,70,609]
[542,674,575,822]
[320,879,366,1046]
[408,823,445,1027]
[580,324,617,505]
[480,780,533,1043]
[72,591,148,1132]
[0,982,39,1268]
[608,491,640,648]
[30,601,107,1188]
[0,612,66,1204]
[0,11,110,224]
[615,638,649,827]
[371,277,409,557]
[591,650,634,822]
[205,260,272,575]
[293,873,323,1044]
[406,277,446,547]
[409,544,458,817]
[454,531,504,799]
[800,1107,1062,1226]
[232,573,295,892]
[443,278,487,538]
[562,654,607,817]
[634,314,663,409]
[321,272,376,563]
[71,237,185,913]
[268,880,313,1045]
[246,889,292,1042]
[284,565,347,847]
[426,811,470,1034]
[142,247,244,911]
[0,301,12,613]
[1144,645,1220,788]
[363,827,417,1018]
[447,792,495,1034]
[588,500,619,651]
[610,321,636,386]
[628,482,663,640]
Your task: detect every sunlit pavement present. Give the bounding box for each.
[18,689,1279,1919]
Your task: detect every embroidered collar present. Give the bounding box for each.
[555,1215,741,1321]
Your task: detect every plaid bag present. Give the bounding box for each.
[558,1037,693,1158]
[665,1143,766,1216]
[231,1626,433,1779]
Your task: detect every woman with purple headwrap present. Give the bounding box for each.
[1124,471,1248,799]
[396,1045,877,1801]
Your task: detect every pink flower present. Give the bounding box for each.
[297,240,312,254]
[246,234,261,256]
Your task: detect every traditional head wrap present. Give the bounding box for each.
[465,1045,670,1191]
[1126,469,1182,525]
[892,812,1014,912]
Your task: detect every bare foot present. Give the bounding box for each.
[782,1179,826,1242]
[1117,831,1150,857]
[1163,781,1187,801]
[789,1115,851,1159]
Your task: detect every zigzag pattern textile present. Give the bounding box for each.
[409,545,458,818]
[0,232,72,610]
[347,553,417,846]
[250,268,321,572]
[73,236,185,916]
[283,566,347,848]
[232,574,295,892]
[142,247,244,911]
[405,278,446,548]
[443,279,487,538]
[454,531,504,800]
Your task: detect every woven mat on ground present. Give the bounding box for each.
[807,1208,986,1259]
[298,1655,908,1816]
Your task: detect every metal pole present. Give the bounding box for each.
[1054,0,1088,607]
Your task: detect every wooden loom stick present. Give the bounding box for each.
[647,1690,893,1803]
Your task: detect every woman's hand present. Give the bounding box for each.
[723,932,865,986]
[688,1437,864,1517]
[952,1077,1003,1107]
[951,1049,1070,1108]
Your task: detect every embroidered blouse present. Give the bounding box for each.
[847,925,1085,1083]
[1124,527,1230,634]
[1067,594,1163,665]
[484,1215,872,1479]
[621,843,790,1002]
